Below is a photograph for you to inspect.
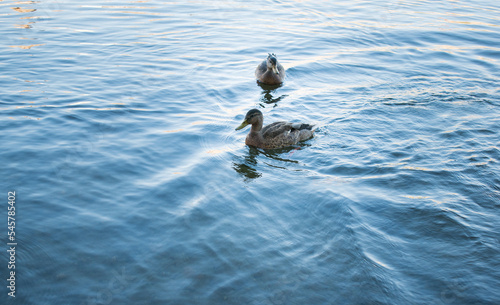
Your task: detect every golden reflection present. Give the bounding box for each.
[11,7,35,13]
[8,116,41,120]
[163,129,184,133]
[206,149,224,155]
[11,103,147,112]
[79,5,155,9]
[103,10,164,16]
[137,30,187,37]
[287,43,499,69]
[402,165,434,171]
[20,16,42,20]
[443,19,499,28]
[155,58,182,62]
[403,195,429,200]
[14,22,33,29]
[9,44,44,49]
[205,147,235,155]
[476,56,496,63]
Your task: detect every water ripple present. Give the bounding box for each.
[2,0,500,304]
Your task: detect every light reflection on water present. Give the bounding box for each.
[1,0,500,304]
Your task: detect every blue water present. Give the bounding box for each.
[1,0,500,304]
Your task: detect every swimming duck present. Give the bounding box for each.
[235,109,314,149]
[255,53,285,85]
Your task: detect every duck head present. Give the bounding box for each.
[235,109,264,131]
[266,53,280,75]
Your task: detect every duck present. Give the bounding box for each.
[235,109,314,149]
[255,53,285,85]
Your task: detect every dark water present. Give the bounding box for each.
[1,0,500,304]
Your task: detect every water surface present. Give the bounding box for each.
[1,0,500,304]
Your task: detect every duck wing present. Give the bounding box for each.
[255,60,267,78]
[290,122,314,131]
[261,121,292,139]
[277,63,286,78]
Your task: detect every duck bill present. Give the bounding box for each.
[272,66,279,74]
[235,120,249,130]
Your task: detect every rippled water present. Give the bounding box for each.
[1,0,500,304]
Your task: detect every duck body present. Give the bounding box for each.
[236,109,314,149]
[255,53,285,85]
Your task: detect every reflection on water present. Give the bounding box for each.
[232,147,262,181]
[258,86,288,107]
[2,0,500,304]
[233,145,309,181]
[257,82,283,91]
[11,7,37,14]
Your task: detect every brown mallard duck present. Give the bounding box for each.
[255,53,285,85]
[235,109,314,149]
